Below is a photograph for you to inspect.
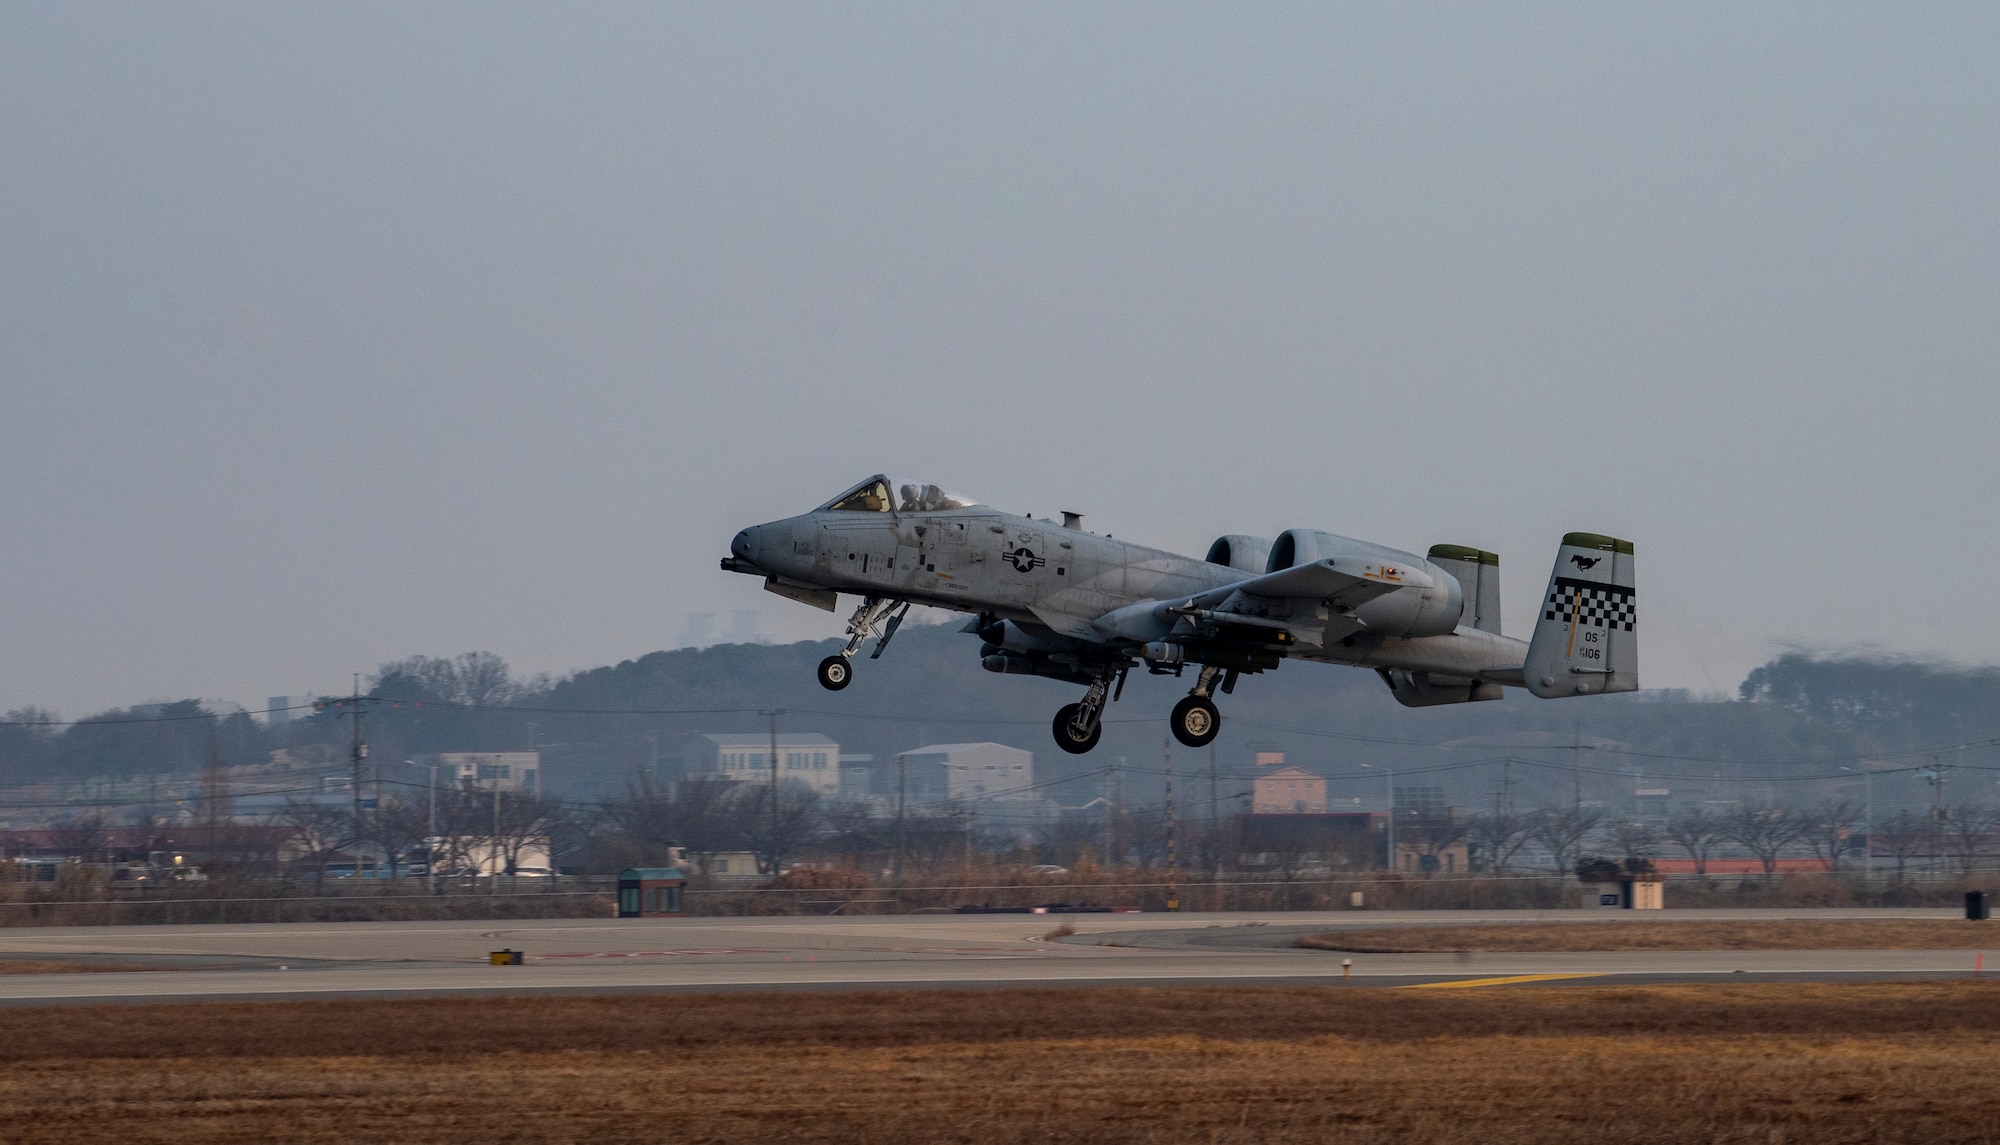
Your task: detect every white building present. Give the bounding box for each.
[685,733,842,798]
[439,752,542,796]
[898,742,1035,803]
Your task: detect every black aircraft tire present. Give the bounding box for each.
[1170,695,1221,748]
[817,655,854,692]
[1052,703,1102,755]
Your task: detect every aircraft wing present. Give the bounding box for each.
[1187,556,1430,611]
[1092,556,1430,646]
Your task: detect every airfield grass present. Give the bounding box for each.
[1297,918,2000,953]
[0,960,175,974]
[3,984,2000,1143]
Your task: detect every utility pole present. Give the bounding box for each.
[1208,743,1220,830]
[347,674,368,875]
[766,709,783,874]
[427,760,439,892]
[1572,720,1583,809]
[895,753,907,885]
[1103,762,1118,870]
[1164,737,1177,911]
[492,757,502,883]
[1921,758,1950,872]
[1366,763,1395,872]
[1499,758,1515,818]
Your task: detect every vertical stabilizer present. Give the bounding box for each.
[1525,533,1637,698]
[1427,545,1501,634]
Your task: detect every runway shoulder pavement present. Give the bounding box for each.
[0,908,1985,1005]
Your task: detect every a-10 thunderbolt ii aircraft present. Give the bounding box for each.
[722,475,1636,755]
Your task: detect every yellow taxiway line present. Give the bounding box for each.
[1399,974,1604,990]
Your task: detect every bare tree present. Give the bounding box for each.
[370,798,431,878]
[47,812,108,862]
[1604,819,1661,863]
[1031,814,1101,870]
[738,782,823,875]
[454,652,519,708]
[1722,800,1804,876]
[1401,813,1470,876]
[1876,809,1929,878]
[492,791,565,875]
[816,798,891,871]
[1798,797,1864,872]
[1942,804,1998,876]
[1528,805,1604,874]
[894,806,970,875]
[1468,808,1535,874]
[1118,804,1171,870]
[273,798,354,888]
[1663,807,1724,876]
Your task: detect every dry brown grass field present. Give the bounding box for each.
[0,960,170,974]
[1297,918,2000,953]
[2,984,1999,1143]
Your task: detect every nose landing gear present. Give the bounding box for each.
[816,656,853,691]
[816,596,909,691]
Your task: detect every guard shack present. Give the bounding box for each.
[618,867,687,918]
[1580,877,1664,910]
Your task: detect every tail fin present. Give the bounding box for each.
[1427,544,1501,634]
[1525,533,1637,698]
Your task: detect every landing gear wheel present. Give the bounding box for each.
[817,655,853,691]
[1051,703,1103,755]
[1170,695,1221,748]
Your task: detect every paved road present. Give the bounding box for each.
[0,908,1986,1006]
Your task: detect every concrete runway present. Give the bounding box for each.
[0,908,1987,1006]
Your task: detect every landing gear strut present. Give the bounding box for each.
[1051,670,1119,755]
[1170,666,1225,748]
[816,596,908,692]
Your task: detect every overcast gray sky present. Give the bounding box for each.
[3,3,1997,715]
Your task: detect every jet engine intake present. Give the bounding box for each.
[1204,535,1273,574]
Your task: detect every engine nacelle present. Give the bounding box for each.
[1379,669,1503,707]
[1268,528,1463,637]
[1204,535,1273,574]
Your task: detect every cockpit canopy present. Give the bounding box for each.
[821,475,977,514]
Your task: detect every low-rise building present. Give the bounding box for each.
[680,733,842,797]
[1252,766,1328,814]
[439,752,542,796]
[889,742,1036,804]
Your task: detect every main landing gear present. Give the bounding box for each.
[1051,668,1125,755]
[1169,666,1230,748]
[816,596,910,692]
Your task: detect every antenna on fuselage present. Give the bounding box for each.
[1061,511,1085,530]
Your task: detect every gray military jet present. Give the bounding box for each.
[722,475,1636,754]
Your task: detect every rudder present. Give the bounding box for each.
[1524,532,1637,698]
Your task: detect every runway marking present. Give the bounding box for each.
[537,950,770,959]
[1399,974,1603,990]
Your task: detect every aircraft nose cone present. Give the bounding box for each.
[732,527,761,563]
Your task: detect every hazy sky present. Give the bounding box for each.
[4,4,1997,715]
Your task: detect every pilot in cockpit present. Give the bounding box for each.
[899,484,921,512]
